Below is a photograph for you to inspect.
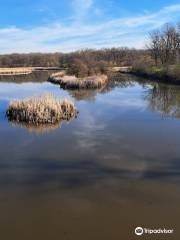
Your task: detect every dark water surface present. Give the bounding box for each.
[0,74,180,239]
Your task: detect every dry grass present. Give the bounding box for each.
[0,67,33,75]
[6,94,77,124]
[0,67,62,76]
[109,66,132,73]
[49,72,108,89]
[50,71,66,78]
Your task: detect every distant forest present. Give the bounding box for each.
[0,48,147,77]
[0,48,146,68]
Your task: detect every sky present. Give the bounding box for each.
[0,0,180,53]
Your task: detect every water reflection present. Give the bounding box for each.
[0,77,180,180]
[10,122,62,135]
[0,70,57,83]
[0,76,180,240]
[67,74,136,101]
[68,88,105,101]
[145,83,180,118]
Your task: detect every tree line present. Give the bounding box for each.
[148,23,180,66]
[0,48,146,77]
[63,48,146,77]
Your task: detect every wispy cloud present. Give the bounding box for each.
[72,0,93,21]
[0,3,180,53]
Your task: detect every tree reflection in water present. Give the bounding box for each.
[68,73,135,101]
[146,83,180,119]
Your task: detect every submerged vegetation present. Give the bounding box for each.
[49,72,108,89]
[6,94,78,124]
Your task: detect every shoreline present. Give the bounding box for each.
[129,70,180,86]
[1,66,180,87]
[0,67,63,76]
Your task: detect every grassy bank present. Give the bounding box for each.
[49,72,108,89]
[6,94,78,124]
[131,64,180,85]
[0,67,62,76]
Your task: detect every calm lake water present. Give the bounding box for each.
[0,74,180,239]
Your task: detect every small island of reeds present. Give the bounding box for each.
[6,94,78,124]
[49,72,108,89]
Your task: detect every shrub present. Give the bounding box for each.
[6,94,78,124]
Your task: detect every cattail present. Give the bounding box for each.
[49,73,108,89]
[6,94,78,124]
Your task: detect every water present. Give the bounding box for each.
[0,74,180,239]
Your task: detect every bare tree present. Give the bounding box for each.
[148,30,161,66]
[148,23,180,66]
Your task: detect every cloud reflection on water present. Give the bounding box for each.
[0,77,180,191]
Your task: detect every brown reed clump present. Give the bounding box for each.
[49,73,108,89]
[6,94,78,124]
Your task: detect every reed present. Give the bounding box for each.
[6,94,78,124]
[0,67,33,75]
[49,73,108,89]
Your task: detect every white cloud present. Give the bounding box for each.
[0,3,180,53]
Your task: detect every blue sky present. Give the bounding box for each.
[0,0,180,53]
